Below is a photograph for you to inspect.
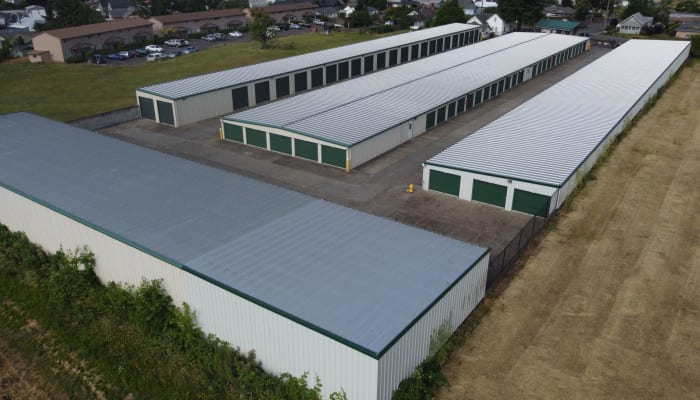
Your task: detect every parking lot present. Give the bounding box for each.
[93,27,316,66]
[101,45,610,254]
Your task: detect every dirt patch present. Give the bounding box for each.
[437,62,700,399]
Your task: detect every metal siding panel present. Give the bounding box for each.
[183,273,380,400]
[377,255,489,400]
[294,138,318,161]
[246,127,267,148]
[223,123,244,142]
[321,145,346,168]
[428,169,461,196]
[472,180,507,208]
[349,123,405,167]
[176,89,233,127]
[156,100,174,125]
[0,186,188,307]
[269,132,293,154]
[138,96,156,120]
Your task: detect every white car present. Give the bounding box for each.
[145,44,163,52]
[146,52,164,62]
[165,38,189,47]
[228,31,242,37]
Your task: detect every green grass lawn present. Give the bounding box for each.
[0,32,395,122]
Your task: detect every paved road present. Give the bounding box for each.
[102,44,611,254]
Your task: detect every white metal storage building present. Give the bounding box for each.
[221,33,589,170]
[0,112,490,400]
[423,40,690,217]
[135,23,480,127]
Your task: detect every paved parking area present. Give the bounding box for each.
[101,45,610,253]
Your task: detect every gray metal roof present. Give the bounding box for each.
[137,23,478,100]
[0,112,487,357]
[426,40,690,187]
[225,33,588,147]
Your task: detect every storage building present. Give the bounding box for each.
[135,23,480,127]
[221,33,589,170]
[0,112,490,400]
[423,40,690,217]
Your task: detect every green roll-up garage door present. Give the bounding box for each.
[429,169,460,196]
[512,189,550,217]
[321,145,346,168]
[223,123,243,142]
[157,101,174,125]
[139,96,156,120]
[246,128,267,148]
[472,179,507,208]
[269,133,292,154]
[295,139,318,161]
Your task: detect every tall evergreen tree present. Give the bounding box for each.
[36,0,104,31]
[497,0,544,29]
[434,0,467,26]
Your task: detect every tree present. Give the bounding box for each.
[675,0,700,13]
[349,8,372,27]
[497,0,544,29]
[35,0,104,31]
[434,0,467,26]
[561,0,574,8]
[575,0,591,21]
[249,7,275,49]
[385,5,411,28]
[620,0,654,20]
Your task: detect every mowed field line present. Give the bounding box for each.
[438,61,700,400]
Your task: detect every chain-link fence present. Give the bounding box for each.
[486,205,551,291]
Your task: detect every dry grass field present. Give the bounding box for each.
[438,61,700,399]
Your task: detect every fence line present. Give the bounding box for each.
[486,205,551,291]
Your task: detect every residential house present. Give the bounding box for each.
[4,5,45,31]
[544,5,574,19]
[96,0,137,20]
[534,18,583,35]
[149,9,246,37]
[675,22,700,38]
[408,4,434,29]
[669,12,700,23]
[616,12,653,35]
[459,0,476,16]
[468,12,509,38]
[31,18,153,62]
[255,2,318,23]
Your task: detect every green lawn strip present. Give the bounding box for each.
[0,224,324,400]
[0,32,396,121]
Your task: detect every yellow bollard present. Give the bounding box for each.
[346,160,350,173]
[406,184,414,193]
[219,127,223,141]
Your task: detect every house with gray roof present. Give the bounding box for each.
[616,12,654,35]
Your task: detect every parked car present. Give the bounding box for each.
[182,46,198,54]
[165,38,189,47]
[146,52,164,62]
[202,34,217,41]
[133,48,148,57]
[211,32,225,40]
[89,54,106,64]
[119,50,134,58]
[228,30,243,37]
[167,50,182,58]
[290,23,301,30]
[106,53,127,60]
[145,44,163,52]
[267,25,281,31]
[276,23,289,30]
[313,19,325,25]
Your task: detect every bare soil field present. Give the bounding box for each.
[438,62,700,399]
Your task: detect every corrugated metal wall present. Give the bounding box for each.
[350,120,412,168]
[183,274,379,399]
[556,44,690,209]
[176,89,234,127]
[0,186,189,307]
[376,254,489,400]
[0,185,385,399]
